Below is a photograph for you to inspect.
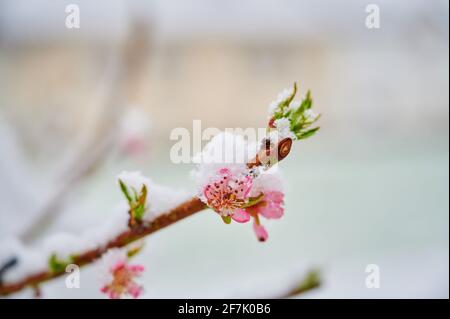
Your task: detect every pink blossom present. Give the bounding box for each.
[201,167,285,242]
[203,168,253,216]
[99,249,145,299]
[233,190,285,241]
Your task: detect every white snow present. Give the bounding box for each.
[117,171,151,194]
[273,118,296,140]
[249,168,284,197]
[267,87,293,117]
[0,175,190,285]
[119,108,151,139]
[191,132,258,199]
[141,182,191,222]
[96,248,127,286]
[117,170,190,221]
[288,100,301,112]
[0,203,130,284]
[267,101,278,117]
[304,109,319,122]
[191,131,285,202]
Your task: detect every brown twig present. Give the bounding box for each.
[0,138,293,296]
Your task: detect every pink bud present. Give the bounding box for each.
[253,222,269,242]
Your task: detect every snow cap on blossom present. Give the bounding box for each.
[249,167,284,197]
[191,132,258,197]
[98,248,144,299]
[117,171,150,225]
[192,132,286,241]
[192,132,258,223]
[268,83,320,141]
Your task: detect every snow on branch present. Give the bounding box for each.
[0,83,320,298]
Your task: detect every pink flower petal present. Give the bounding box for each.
[202,168,254,215]
[234,175,253,199]
[128,283,143,298]
[265,191,284,204]
[258,191,284,219]
[101,261,145,299]
[111,261,126,272]
[218,168,231,175]
[129,265,145,274]
[203,169,232,202]
[109,291,120,299]
[258,203,284,219]
[253,222,269,242]
[231,209,251,223]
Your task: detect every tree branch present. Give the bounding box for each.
[0,138,293,296]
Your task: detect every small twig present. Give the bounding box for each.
[0,139,293,296]
[278,269,321,298]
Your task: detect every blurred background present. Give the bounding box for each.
[0,0,448,298]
